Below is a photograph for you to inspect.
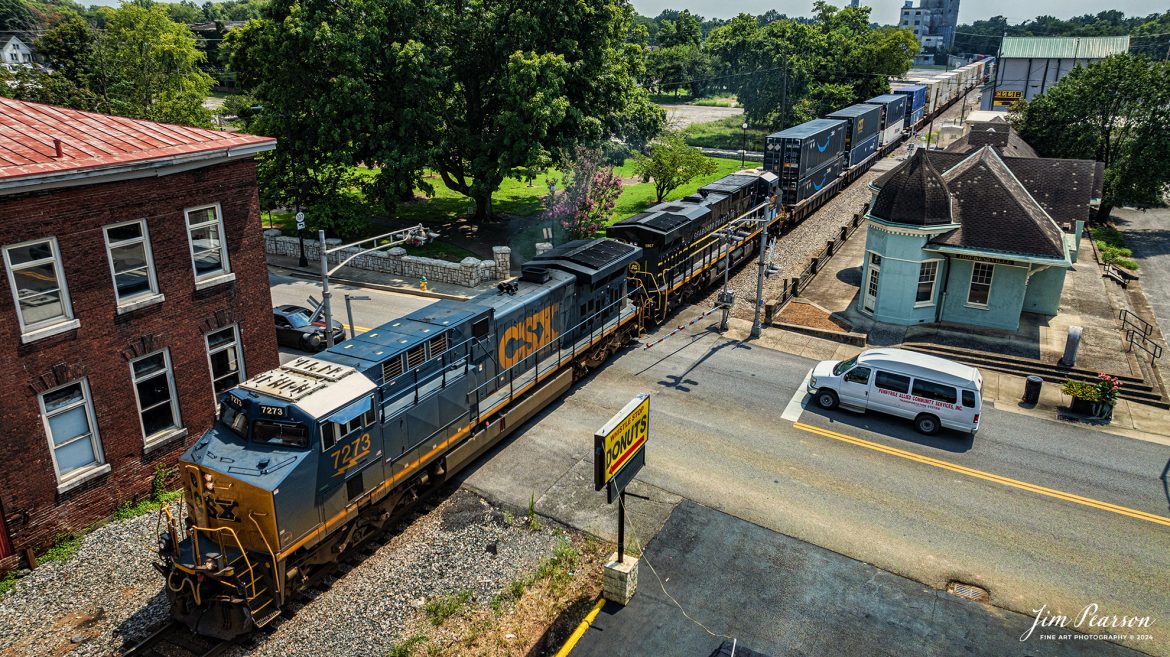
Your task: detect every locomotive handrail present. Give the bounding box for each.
[248,512,281,596]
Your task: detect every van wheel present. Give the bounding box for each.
[914,413,940,435]
[815,389,839,410]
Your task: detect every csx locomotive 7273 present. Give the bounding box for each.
[157,239,641,639]
[156,61,995,638]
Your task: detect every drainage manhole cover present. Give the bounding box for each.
[947,581,990,602]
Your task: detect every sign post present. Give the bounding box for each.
[595,393,649,597]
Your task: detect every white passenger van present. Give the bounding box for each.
[806,348,982,435]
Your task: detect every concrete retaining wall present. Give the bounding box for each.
[264,230,510,287]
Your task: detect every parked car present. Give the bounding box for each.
[806,348,983,435]
[273,304,346,352]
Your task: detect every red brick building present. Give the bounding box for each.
[0,98,280,568]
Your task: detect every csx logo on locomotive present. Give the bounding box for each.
[498,304,559,369]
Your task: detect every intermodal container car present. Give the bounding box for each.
[826,104,881,167]
[763,118,847,186]
[863,94,908,145]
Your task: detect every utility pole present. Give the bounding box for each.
[344,294,371,339]
[715,230,736,331]
[749,211,768,338]
[740,121,748,168]
[317,225,434,348]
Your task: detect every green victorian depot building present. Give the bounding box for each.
[858,121,1103,332]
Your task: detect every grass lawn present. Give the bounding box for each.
[611,156,744,221]
[682,115,771,151]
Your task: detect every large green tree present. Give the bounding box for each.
[425,0,661,220]
[90,3,214,126]
[706,3,916,129]
[225,0,435,232]
[1016,53,1170,220]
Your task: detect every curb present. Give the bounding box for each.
[269,264,478,302]
[771,321,867,347]
[554,597,605,657]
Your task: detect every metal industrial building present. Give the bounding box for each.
[981,36,1131,111]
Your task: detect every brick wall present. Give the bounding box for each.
[0,158,279,568]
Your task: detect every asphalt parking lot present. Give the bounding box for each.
[570,500,1151,657]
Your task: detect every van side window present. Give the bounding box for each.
[844,367,871,384]
[874,371,911,394]
[912,379,957,404]
[962,390,976,407]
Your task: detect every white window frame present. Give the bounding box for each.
[130,349,182,446]
[206,324,246,396]
[184,202,232,284]
[3,236,79,340]
[966,262,994,308]
[39,378,108,491]
[103,219,162,308]
[913,259,942,308]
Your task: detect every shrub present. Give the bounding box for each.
[1061,373,1121,404]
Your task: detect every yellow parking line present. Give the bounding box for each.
[343,324,373,334]
[792,421,1170,528]
[554,597,605,657]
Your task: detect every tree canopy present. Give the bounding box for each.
[1015,53,1170,218]
[633,132,717,202]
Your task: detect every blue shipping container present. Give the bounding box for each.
[847,133,879,167]
[825,104,881,152]
[904,107,925,130]
[892,84,927,113]
[864,94,908,132]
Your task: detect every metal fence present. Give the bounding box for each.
[764,212,864,324]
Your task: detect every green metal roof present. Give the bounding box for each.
[1000,36,1129,60]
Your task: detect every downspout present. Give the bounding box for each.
[935,254,953,324]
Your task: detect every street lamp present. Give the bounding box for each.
[740,121,749,168]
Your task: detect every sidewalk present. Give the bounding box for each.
[721,315,1170,448]
[266,253,500,301]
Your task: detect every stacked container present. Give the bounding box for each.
[891,83,927,130]
[763,118,847,206]
[863,94,908,146]
[826,104,881,168]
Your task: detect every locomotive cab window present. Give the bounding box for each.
[321,395,376,451]
[253,421,308,448]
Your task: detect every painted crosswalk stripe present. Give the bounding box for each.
[781,369,812,422]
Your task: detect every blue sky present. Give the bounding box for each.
[631,0,1169,23]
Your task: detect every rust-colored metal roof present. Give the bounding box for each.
[0,97,276,183]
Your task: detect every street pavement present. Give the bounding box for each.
[461,310,1170,655]
[573,500,1152,657]
[262,271,1169,654]
[267,269,434,362]
[1114,208,1170,339]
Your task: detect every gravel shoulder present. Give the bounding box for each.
[0,490,600,657]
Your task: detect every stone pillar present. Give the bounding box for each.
[492,246,511,280]
[603,552,639,605]
[534,242,553,257]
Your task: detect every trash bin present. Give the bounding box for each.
[1022,375,1043,405]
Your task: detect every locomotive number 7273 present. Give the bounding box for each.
[331,433,372,476]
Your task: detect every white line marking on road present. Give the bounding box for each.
[782,369,811,422]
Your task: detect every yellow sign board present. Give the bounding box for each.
[594,394,650,490]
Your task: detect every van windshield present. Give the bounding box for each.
[833,356,858,376]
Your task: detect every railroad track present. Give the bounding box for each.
[122,621,235,657]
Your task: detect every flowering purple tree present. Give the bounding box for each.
[545,148,624,241]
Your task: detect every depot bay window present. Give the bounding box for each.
[104,220,159,305]
[131,350,181,443]
[40,379,106,487]
[3,236,77,340]
[186,204,231,283]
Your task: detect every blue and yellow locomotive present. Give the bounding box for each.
[156,239,641,639]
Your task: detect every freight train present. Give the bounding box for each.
[155,61,992,640]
